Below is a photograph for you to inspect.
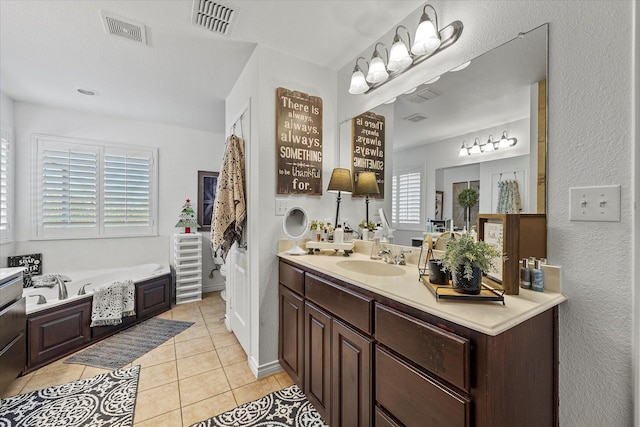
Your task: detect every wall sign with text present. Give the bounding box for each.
[352,111,385,198]
[276,87,323,195]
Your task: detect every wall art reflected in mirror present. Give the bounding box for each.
[340,23,548,246]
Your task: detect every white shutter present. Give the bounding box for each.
[0,130,10,242]
[104,152,151,226]
[392,169,422,228]
[40,143,98,237]
[33,135,157,239]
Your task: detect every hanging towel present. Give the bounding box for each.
[211,134,246,261]
[496,180,523,213]
[90,280,136,327]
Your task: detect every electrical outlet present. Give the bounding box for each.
[569,185,620,222]
[275,199,288,216]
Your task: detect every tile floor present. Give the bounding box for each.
[1,291,294,427]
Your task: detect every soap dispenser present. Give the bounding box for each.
[370,238,382,260]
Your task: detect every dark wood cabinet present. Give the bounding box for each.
[331,318,372,427]
[279,284,304,386]
[304,301,332,422]
[0,294,26,395]
[137,275,172,319]
[278,259,560,427]
[27,300,91,369]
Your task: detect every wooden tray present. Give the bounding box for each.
[420,275,505,305]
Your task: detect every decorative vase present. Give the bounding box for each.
[452,266,482,294]
[428,259,449,285]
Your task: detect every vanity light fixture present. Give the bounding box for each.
[468,138,482,155]
[499,131,518,148]
[387,26,413,72]
[348,57,370,94]
[327,168,353,228]
[355,171,380,225]
[366,43,389,84]
[458,141,469,157]
[482,135,496,152]
[411,4,441,56]
[347,3,463,95]
[458,132,518,156]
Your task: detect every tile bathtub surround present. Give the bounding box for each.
[2,292,295,427]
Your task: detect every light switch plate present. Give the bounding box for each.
[275,199,288,216]
[569,185,620,222]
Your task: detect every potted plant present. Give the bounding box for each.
[458,188,478,230]
[439,232,501,294]
[358,219,376,240]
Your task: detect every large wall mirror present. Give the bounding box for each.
[340,23,548,245]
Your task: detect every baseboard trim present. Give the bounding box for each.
[203,283,224,293]
[248,358,283,380]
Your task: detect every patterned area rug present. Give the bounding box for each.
[0,365,139,427]
[190,385,328,427]
[65,317,194,370]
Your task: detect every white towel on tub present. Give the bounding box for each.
[90,280,136,327]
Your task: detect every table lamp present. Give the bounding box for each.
[327,168,353,227]
[355,171,380,225]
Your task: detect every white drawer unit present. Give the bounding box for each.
[173,233,202,304]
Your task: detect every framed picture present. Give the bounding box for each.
[197,170,219,232]
[435,191,443,220]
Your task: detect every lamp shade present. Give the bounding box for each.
[327,168,353,193]
[355,172,380,196]
[388,37,413,72]
[349,68,369,94]
[412,10,441,56]
[366,55,389,84]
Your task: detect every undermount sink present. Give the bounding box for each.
[336,260,406,277]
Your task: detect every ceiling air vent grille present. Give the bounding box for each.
[192,0,238,36]
[404,113,428,123]
[101,11,147,45]
[406,87,440,104]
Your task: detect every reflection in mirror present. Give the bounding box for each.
[340,24,547,246]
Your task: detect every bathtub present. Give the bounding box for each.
[22,263,170,315]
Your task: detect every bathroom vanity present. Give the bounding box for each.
[0,268,26,395]
[278,248,565,427]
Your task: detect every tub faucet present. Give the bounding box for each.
[77,283,92,295]
[54,275,69,300]
[28,294,47,304]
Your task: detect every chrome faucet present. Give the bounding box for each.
[28,294,47,304]
[54,275,69,300]
[379,247,395,264]
[77,283,92,295]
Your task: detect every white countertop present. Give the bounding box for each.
[278,248,566,336]
[0,267,25,283]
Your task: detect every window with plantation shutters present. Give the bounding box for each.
[103,149,152,234]
[0,128,11,243]
[391,168,422,228]
[33,135,157,239]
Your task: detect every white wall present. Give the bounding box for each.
[338,1,635,425]
[226,44,338,372]
[6,101,226,290]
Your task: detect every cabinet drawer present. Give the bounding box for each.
[0,297,26,349]
[376,346,470,427]
[279,261,305,295]
[375,303,470,391]
[306,273,372,335]
[0,332,26,395]
[375,407,402,427]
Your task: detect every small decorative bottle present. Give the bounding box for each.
[520,258,531,289]
[531,260,544,292]
[334,225,344,244]
[370,238,382,260]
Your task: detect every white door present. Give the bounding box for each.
[228,236,250,355]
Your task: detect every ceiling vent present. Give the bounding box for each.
[406,87,441,104]
[192,0,238,36]
[404,113,428,123]
[101,11,147,45]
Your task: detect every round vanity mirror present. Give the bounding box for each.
[282,206,309,255]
